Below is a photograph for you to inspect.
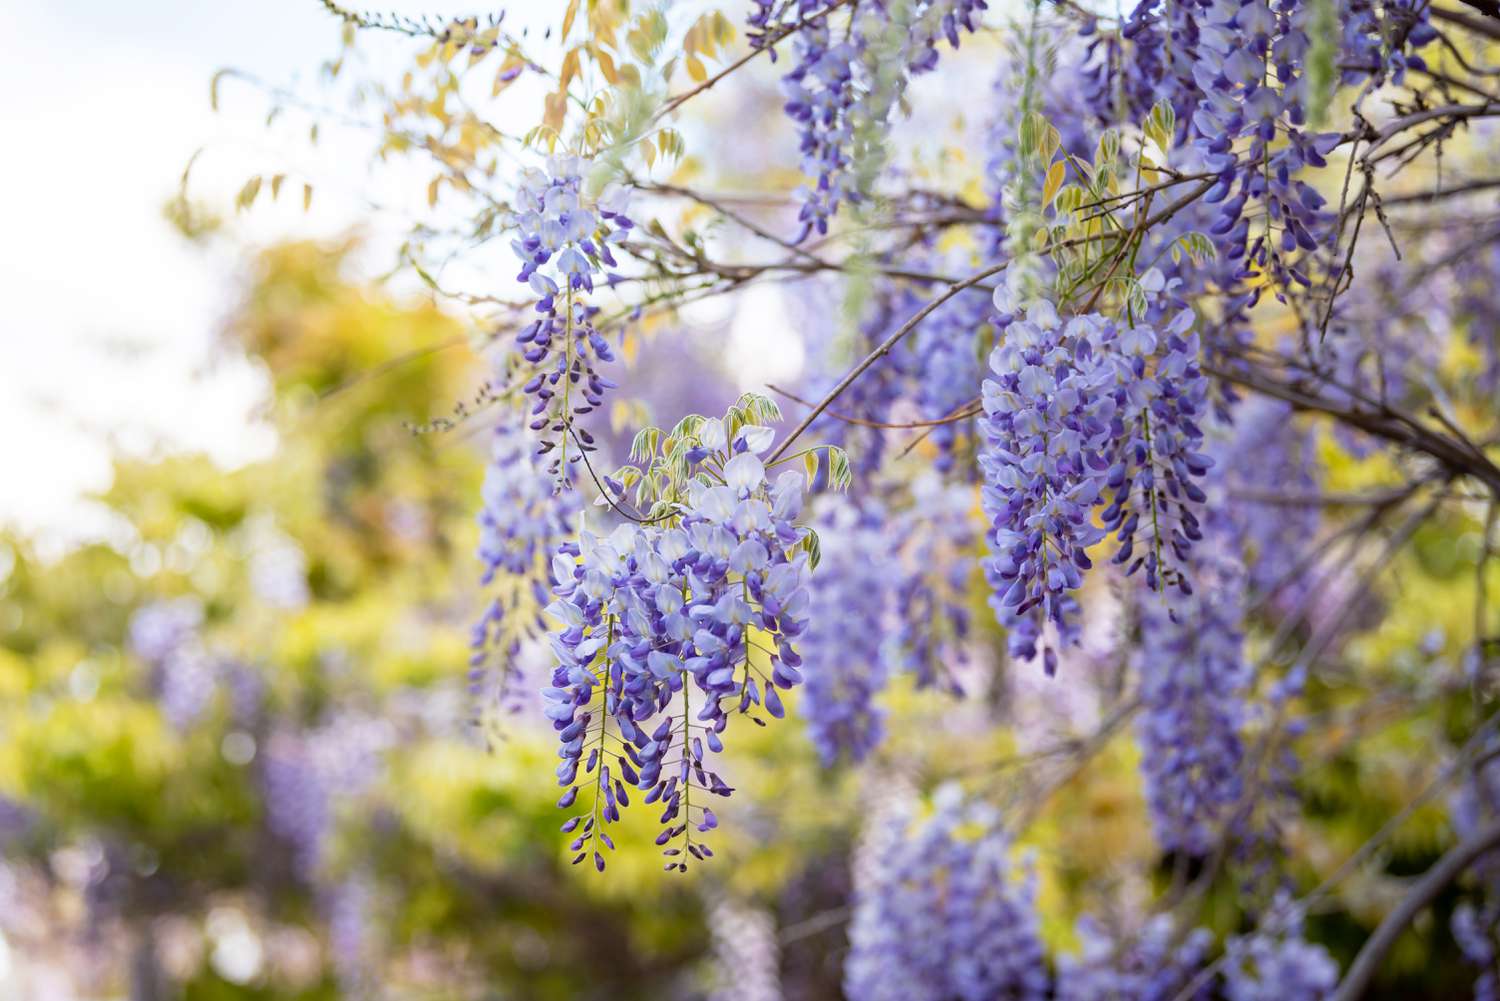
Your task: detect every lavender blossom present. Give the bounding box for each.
[1223,911,1339,1001]
[844,784,1048,1001]
[510,157,633,477]
[979,293,1212,671]
[889,475,977,691]
[545,420,811,869]
[777,0,985,241]
[1056,914,1213,1001]
[801,496,893,765]
[128,598,217,731]
[1134,506,1249,855]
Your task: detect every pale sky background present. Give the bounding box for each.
[0,0,808,554]
[0,0,502,549]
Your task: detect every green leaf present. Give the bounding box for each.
[630,426,662,462]
[826,447,851,493]
[209,69,229,112]
[235,176,262,211]
[1042,160,1065,206]
[797,528,822,571]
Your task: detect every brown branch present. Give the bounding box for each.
[1331,819,1500,1001]
[652,0,855,122]
[765,260,1009,463]
[763,178,1218,464]
[1434,4,1500,40]
[1204,362,1500,494]
[766,384,979,429]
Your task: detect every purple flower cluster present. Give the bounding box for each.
[979,301,1112,670]
[781,15,860,242]
[1088,0,1435,122]
[470,423,581,717]
[544,425,811,870]
[777,1,984,241]
[805,263,991,481]
[801,496,893,765]
[1098,296,1213,594]
[1219,398,1320,607]
[1454,241,1500,397]
[805,280,923,480]
[978,294,1212,671]
[904,279,992,474]
[510,156,633,477]
[477,425,579,583]
[1340,0,1435,87]
[1454,901,1500,1001]
[1072,0,1440,362]
[1223,914,1340,1001]
[844,785,1048,1001]
[1056,914,1213,1001]
[1077,0,1433,301]
[1134,507,1249,855]
[746,0,820,52]
[1191,0,1338,299]
[1080,0,1207,131]
[325,871,378,998]
[890,474,976,691]
[261,714,393,881]
[261,731,333,879]
[128,598,217,731]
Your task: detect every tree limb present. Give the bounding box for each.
[1331,819,1500,1001]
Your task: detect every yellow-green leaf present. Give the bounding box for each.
[1043,160,1065,206]
[235,176,261,211]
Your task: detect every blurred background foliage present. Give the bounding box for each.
[3,5,1500,996]
[0,222,1492,999]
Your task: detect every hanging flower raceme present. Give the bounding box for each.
[801,495,894,765]
[509,156,633,479]
[804,278,924,481]
[544,410,813,870]
[979,300,1114,670]
[470,421,581,720]
[775,0,985,241]
[1097,291,1214,594]
[844,784,1049,1001]
[1079,0,1209,131]
[260,713,393,882]
[1223,906,1340,1001]
[1134,505,1249,856]
[1454,241,1500,398]
[1190,0,1338,299]
[781,15,860,242]
[903,275,993,475]
[889,474,978,692]
[1339,0,1436,88]
[1055,914,1214,1001]
[1219,398,1320,608]
[128,598,220,731]
[978,292,1212,671]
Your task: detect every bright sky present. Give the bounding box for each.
[0,1,842,551]
[0,0,430,547]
